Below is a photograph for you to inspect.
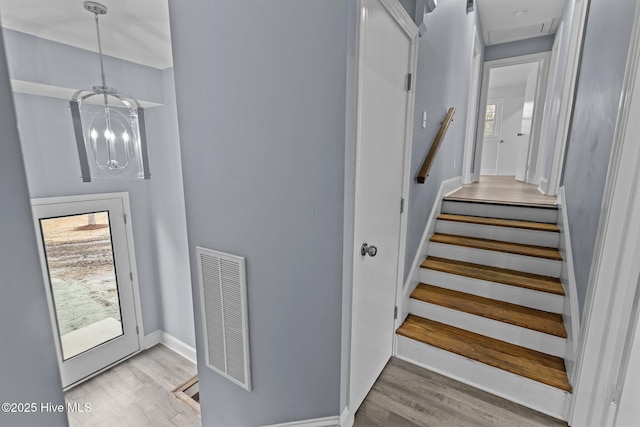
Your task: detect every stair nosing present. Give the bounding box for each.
[410,283,567,338]
[443,197,559,210]
[437,213,560,233]
[430,233,563,261]
[397,315,572,392]
[421,256,565,296]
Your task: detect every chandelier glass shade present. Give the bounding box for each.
[70,1,150,182]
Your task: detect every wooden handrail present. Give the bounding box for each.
[416,107,456,184]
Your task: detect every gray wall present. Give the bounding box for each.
[169,1,347,425]
[0,27,68,427]
[404,0,484,278]
[561,0,637,315]
[484,35,554,62]
[3,29,195,347]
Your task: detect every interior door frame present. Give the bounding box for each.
[346,0,418,418]
[535,22,564,187]
[462,25,483,184]
[469,52,550,183]
[543,0,590,196]
[31,192,144,389]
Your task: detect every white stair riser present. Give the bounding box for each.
[396,336,569,421]
[435,220,560,248]
[442,201,558,224]
[428,242,562,277]
[419,268,564,313]
[409,299,566,357]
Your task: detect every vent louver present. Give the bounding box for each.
[196,247,251,391]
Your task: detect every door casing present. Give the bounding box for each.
[469,52,550,184]
[32,192,144,389]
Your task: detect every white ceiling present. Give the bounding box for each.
[477,0,567,46]
[489,62,538,89]
[0,0,173,69]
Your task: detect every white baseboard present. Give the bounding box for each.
[262,415,341,427]
[260,406,352,427]
[340,407,353,427]
[143,330,197,365]
[556,187,580,383]
[143,330,163,349]
[538,177,549,195]
[397,176,462,327]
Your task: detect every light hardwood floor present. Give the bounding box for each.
[354,357,568,427]
[448,176,557,206]
[65,345,200,427]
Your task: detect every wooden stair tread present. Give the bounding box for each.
[411,284,567,338]
[443,197,558,209]
[421,256,565,295]
[397,315,572,392]
[437,213,560,233]
[430,233,562,261]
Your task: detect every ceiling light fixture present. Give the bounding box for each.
[70,1,150,182]
[514,9,528,17]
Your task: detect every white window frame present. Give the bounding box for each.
[484,98,504,139]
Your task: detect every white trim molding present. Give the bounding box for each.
[261,415,341,427]
[143,330,197,365]
[395,176,462,332]
[570,2,640,424]
[462,25,483,184]
[556,187,580,382]
[259,407,352,427]
[545,0,589,196]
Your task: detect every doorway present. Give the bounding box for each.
[32,193,142,388]
[470,53,550,185]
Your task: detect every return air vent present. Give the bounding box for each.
[488,21,554,45]
[196,247,251,391]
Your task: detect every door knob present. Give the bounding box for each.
[361,243,378,257]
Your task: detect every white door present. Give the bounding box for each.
[32,194,140,388]
[496,97,525,176]
[516,64,539,181]
[350,0,415,412]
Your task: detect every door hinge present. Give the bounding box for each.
[406,73,412,91]
[400,197,405,214]
[394,306,398,319]
[130,272,133,281]
[123,213,128,224]
[136,326,139,335]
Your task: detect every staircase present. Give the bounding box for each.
[396,197,572,420]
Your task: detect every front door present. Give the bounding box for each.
[350,0,416,412]
[32,194,140,388]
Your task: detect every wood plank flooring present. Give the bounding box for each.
[65,345,200,427]
[397,316,572,392]
[447,176,557,206]
[438,213,560,232]
[430,233,563,261]
[354,357,568,427]
[421,257,565,295]
[411,284,567,338]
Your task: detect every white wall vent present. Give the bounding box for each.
[196,247,251,391]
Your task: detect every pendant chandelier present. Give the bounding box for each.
[70,1,150,182]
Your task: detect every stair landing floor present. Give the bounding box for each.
[447,176,557,206]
